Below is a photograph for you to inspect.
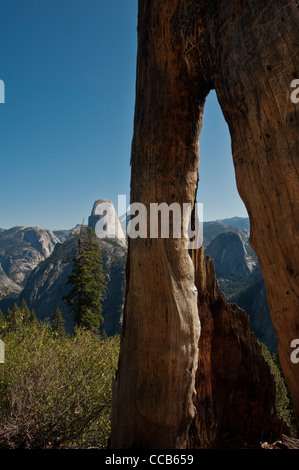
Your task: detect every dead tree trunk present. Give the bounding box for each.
[207,0,299,429]
[111,0,299,448]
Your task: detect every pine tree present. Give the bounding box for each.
[51,307,65,336]
[19,299,37,324]
[30,308,38,323]
[0,309,5,330]
[20,298,31,323]
[64,226,106,334]
[6,303,22,329]
[0,289,8,330]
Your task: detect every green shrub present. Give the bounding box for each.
[259,341,296,435]
[0,321,119,448]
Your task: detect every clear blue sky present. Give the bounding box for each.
[0,0,247,230]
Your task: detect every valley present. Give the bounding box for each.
[0,205,276,351]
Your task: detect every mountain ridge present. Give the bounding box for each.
[0,226,60,295]
[0,213,276,351]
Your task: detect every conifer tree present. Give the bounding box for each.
[0,289,8,330]
[20,298,31,323]
[0,309,5,330]
[64,226,106,334]
[6,303,22,329]
[30,308,38,323]
[51,307,65,336]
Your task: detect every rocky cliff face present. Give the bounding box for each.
[0,226,59,295]
[202,224,277,353]
[202,218,250,249]
[232,278,278,354]
[0,202,127,335]
[52,229,73,244]
[205,231,255,277]
[0,265,22,296]
[188,248,288,448]
[20,228,127,336]
[89,199,126,247]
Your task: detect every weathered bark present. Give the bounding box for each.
[188,248,289,448]
[206,0,299,429]
[111,0,299,448]
[111,1,205,448]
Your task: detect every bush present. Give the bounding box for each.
[259,341,296,435]
[0,321,119,448]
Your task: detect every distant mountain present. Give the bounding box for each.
[0,226,60,296]
[215,216,250,231]
[204,230,260,298]
[231,278,277,353]
[52,229,73,243]
[14,201,128,336]
[119,214,251,248]
[0,212,276,350]
[20,228,126,336]
[202,219,250,249]
[89,199,126,247]
[203,220,276,352]
[205,231,254,277]
[0,264,23,296]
